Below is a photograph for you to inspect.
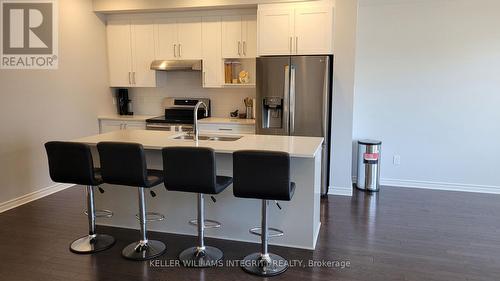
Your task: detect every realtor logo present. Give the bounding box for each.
[1,0,58,69]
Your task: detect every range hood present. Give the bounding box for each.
[150,60,202,71]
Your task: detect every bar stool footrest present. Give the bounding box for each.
[189,219,221,229]
[135,212,165,222]
[83,209,113,218]
[249,227,284,238]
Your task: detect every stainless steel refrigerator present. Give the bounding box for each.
[256,55,333,196]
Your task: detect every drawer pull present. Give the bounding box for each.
[218,128,233,131]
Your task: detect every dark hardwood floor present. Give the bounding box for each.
[0,186,499,281]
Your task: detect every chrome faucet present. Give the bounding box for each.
[193,101,208,142]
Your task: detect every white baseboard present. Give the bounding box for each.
[352,176,500,195]
[0,183,74,213]
[328,186,353,196]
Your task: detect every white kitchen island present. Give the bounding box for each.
[74,130,323,250]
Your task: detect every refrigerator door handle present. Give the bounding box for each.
[284,64,290,134]
[322,58,330,139]
[289,65,296,134]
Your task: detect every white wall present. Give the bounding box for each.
[0,0,114,208]
[353,0,500,193]
[129,72,255,117]
[329,0,358,195]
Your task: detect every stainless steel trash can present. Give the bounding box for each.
[356,140,382,192]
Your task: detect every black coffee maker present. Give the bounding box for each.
[116,89,133,115]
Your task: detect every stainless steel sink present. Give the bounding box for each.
[173,134,242,141]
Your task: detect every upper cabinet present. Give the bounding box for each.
[221,14,257,58]
[107,21,132,87]
[106,11,258,89]
[242,15,257,58]
[107,20,157,87]
[258,1,333,56]
[131,21,156,87]
[294,6,333,54]
[257,9,294,56]
[155,17,202,60]
[202,16,222,88]
[155,18,177,60]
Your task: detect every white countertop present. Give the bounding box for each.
[74,130,323,158]
[98,114,155,121]
[198,117,255,125]
[98,115,255,126]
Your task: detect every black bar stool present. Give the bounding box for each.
[162,147,233,267]
[44,141,115,254]
[233,150,295,277]
[97,142,167,261]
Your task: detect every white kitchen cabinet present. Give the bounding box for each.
[99,120,146,134]
[155,17,202,60]
[294,6,333,55]
[155,18,177,60]
[202,16,222,88]
[131,21,156,87]
[100,120,123,133]
[177,17,203,59]
[198,123,255,134]
[258,1,333,55]
[242,15,257,58]
[221,15,242,58]
[257,9,294,56]
[107,21,133,87]
[222,15,256,58]
[107,20,157,87]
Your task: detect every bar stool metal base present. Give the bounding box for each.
[70,234,115,254]
[122,240,166,261]
[241,252,289,277]
[179,246,223,267]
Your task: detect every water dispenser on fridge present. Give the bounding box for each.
[262,97,283,129]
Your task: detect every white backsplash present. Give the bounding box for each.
[128,71,255,117]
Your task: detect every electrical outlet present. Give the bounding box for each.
[393,155,401,165]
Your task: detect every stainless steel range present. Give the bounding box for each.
[145,97,210,132]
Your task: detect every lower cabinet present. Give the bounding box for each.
[198,123,255,134]
[99,120,146,134]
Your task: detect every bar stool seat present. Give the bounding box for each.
[233,150,295,277]
[93,169,103,183]
[102,168,163,188]
[45,141,115,254]
[97,142,167,261]
[216,177,234,193]
[162,147,233,267]
[143,170,164,187]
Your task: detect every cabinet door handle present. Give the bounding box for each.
[289,37,292,53]
[238,41,241,56]
[243,41,247,56]
[179,43,182,57]
[203,71,206,86]
[295,36,298,54]
[124,123,127,129]
[132,72,136,84]
[173,44,177,57]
